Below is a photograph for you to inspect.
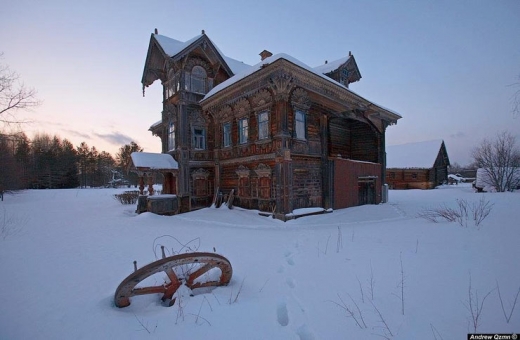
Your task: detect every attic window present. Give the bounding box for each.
[340,68,349,86]
[190,66,207,94]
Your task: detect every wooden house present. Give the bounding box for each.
[386,140,450,189]
[141,29,401,220]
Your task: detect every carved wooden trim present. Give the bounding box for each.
[251,89,273,112]
[189,109,206,126]
[235,165,251,178]
[185,57,214,77]
[233,98,251,119]
[191,168,209,179]
[290,87,311,111]
[268,69,294,101]
[254,163,272,178]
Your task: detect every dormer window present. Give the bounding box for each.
[340,68,349,86]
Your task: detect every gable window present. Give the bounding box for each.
[223,122,231,148]
[295,110,306,140]
[168,122,175,151]
[190,66,207,94]
[192,128,205,150]
[238,117,248,144]
[257,111,269,140]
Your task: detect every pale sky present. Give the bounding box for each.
[1,0,519,165]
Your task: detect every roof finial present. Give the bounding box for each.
[349,51,352,57]
[202,29,205,35]
[325,60,328,64]
[154,28,158,35]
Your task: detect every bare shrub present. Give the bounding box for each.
[496,280,520,324]
[418,198,493,228]
[114,190,139,205]
[472,197,494,227]
[463,274,494,333]
[329,293,367,329]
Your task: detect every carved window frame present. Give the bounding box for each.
[238,117,248,145]
[291,88,311,141]
[235,165,251,197]
[190,109,207,150]
[222,121,232,148]
[257,110,269,140]
[191,168,209,196]
[168,121,175,151]
[254,163,272,199]
[190,65,207,94]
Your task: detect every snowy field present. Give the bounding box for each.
[0,184,519,339]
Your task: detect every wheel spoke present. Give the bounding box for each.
[114,252,233,308]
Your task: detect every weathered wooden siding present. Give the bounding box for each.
[386,169,433,189]
[329,118,379,163]
[291,156,322,210]
[333,158,382,209]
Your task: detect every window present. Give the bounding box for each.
[192,128,205,150]
[194,178,207,196]
[259,177,271,199]
[165,70,179,99]
[168,122,175,151]
[257,111,269,140]
[223,122,231,148]
[190,66,207,94]
[295,110,306,140]
[238,117,248,144]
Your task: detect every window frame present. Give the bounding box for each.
[238,117,249,144]
[192,127,206,150]
[295,110,306,140]
[257,110,269,140]
[168,121,175,151]
[222,122,232,148]
[190,65,207,94]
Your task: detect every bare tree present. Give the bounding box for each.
[0,53,41,128]
[513,74,520,119]
[472,131,520,192]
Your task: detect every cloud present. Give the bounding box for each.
[93,131,135,146]
[63,129,92,140]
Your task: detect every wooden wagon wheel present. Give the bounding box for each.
[114,251,233,308]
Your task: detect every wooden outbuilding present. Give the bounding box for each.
[386,140,450,189]
[141,30,401,220]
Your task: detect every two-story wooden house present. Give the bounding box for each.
[141,29,401,220]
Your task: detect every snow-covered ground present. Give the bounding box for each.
[1,184,518,339]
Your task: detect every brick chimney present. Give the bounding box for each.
[259,50,273,61]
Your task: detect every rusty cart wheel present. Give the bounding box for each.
[114,251,232,308]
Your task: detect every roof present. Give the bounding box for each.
[130,152,178,170]
[201,52,401,120]
[154,34,251,75]
[386,140,445,169]
[313,56,351,74]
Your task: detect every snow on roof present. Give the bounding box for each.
[313,56,351,74]
[204,53,357,101]
[386,140,444,169]
[131,152,178,170]
[202,53,401,119]
[154,34,251,75]
[154,34,203,58]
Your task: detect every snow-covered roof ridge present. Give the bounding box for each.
[202,53,401,120]
[131,152,178,170]
[153,33,251,75]
[386,139,445,169]
[313,56,351,74]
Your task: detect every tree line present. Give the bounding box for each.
[0,131,142,197]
